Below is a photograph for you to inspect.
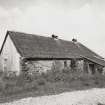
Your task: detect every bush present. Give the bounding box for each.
[23,80,38,90]
[4,84,23,95]
[62,68,70,73]
[0,79,5,92]
[82,82,90,86]
[3,78,38,95]
[42,68,85,83]
[4,82,16,94]
[37,77,46,85]
[94,81,99,85]
[3,71,17,81]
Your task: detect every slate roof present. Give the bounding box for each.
[1,31,105,66]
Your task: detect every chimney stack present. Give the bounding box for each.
[52,34,58,40]
[72,38,77,43]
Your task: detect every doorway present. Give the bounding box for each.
[89,64,95,74]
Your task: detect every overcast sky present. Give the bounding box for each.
[0,0,105,57]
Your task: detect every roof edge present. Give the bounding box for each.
[81,55,105,67]
[0,31,9,54]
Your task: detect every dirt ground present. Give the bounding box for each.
[0,88,105,105]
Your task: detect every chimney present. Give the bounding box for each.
[52,34,58,40]
[72,38,80,47]
[72,38,77,43]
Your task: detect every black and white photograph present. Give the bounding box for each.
[0,0,105,105]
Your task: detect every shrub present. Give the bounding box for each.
[44,74,55,82]
[3,71,17,81]
[4,82,16,94]
[23,80,38,90]
[0,78,6,93]
[0,71,3,77]
[94,81,99,85]
[3,77,38,95]
[45,70,64,82]
[62,67,71,73]
[3,84,23,95]
[82,82,90,86]
[41,72,48,79]
[37,77,46,85]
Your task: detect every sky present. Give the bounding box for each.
[0,0,105,57]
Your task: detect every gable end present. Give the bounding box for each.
[0,31,22,56]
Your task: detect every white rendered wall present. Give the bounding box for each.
[1,35,21,75]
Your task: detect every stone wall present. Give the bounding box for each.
[21,60,69,74]
[20,59,84,75]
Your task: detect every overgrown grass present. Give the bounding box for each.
[0,69,105,103]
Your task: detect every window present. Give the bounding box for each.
[64,61,67,67]
[3,58,8,71]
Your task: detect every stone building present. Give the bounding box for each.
[0,31,105,75]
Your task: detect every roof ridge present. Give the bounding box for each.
[8,30,75,43]
[8,30,53,40]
